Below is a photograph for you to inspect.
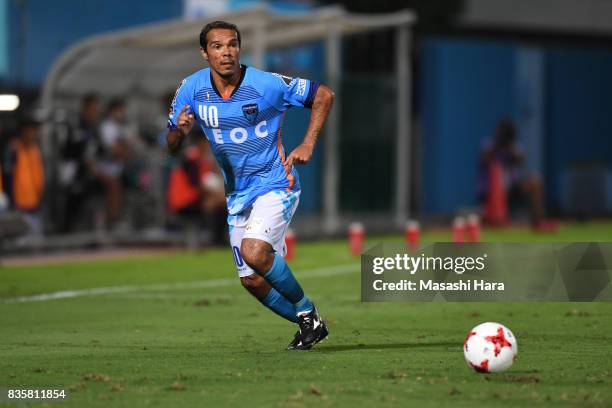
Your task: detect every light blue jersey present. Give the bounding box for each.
[168,65,319,216]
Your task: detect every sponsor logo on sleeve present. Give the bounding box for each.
[296,79,307,96]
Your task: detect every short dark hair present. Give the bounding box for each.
[81,93,99,107]
[495,119,516,147]
[199,21,241,50]
[107,97,125,115]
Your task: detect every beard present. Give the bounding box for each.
[215,62,240,80]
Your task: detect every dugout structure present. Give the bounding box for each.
[41,6,416,236]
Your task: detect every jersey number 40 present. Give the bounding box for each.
[199,105,219,128]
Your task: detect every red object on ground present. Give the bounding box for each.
[348,222,365,256]
[452,216,466,243]
[467,214,481,242]
[405,220,420,248]
[284,229,295,261]
[483,160,508,225]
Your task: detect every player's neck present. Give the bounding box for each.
[211,66,243,100]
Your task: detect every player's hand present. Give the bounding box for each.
[285,142,314,169]
[177,105,195,136]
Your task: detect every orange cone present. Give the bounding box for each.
[467,214,481,242]
[284,229,295,261]
[452,216,466,243]
[348,222,365,256]
[405,220,420,249]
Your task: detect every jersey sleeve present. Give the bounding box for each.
[263,72,320,111]
[167,78,193,130]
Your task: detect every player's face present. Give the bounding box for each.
[202,28,240,79]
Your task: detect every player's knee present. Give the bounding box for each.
[240,274,262,291]
[241,239,274,273]
[240,273,271,300]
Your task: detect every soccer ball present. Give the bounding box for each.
[464,322,517,373]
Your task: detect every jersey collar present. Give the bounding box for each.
[210,64,247,101]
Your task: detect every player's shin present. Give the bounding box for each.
[260,288,299,323]
[263,253,314,315]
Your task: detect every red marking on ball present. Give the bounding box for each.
[470,359,489,373]
[485,327,512,357]
[464,331,477,351]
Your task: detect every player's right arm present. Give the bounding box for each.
[166,78,195,154]
[167,105,195,153]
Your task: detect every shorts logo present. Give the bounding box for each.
[245,217,264,234]
[242,103,259,123]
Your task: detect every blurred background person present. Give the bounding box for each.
[96,97,132,228]
[1,125,14,211]
[478,119,556,230]
[167,136,227,245]
[0,126,9,212]
[57,93,102,232]
[0,164,8,212]
[7,118,45,235]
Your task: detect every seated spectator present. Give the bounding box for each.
[58,93,102,231]
[478,120,556,230]
[1,125,13,210]
[167,137,226,245]
[9,118,45,235]
[96,98,131,227]
[0,125,7,212]
[0,166,7,212]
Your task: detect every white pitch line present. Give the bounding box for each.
[3,264,359,304]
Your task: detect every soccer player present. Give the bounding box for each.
[167,21,335,350]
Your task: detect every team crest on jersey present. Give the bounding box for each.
[242,103,259,123]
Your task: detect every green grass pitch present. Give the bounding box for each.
[1,222,611,407]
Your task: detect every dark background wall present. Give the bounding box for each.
[419,37,612,215]
[546,47,612,210]
[6,0,183,86]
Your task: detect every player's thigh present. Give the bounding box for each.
[243,190,300,256]
[228,213,255,278]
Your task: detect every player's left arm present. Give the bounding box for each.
[285,84,335,167]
